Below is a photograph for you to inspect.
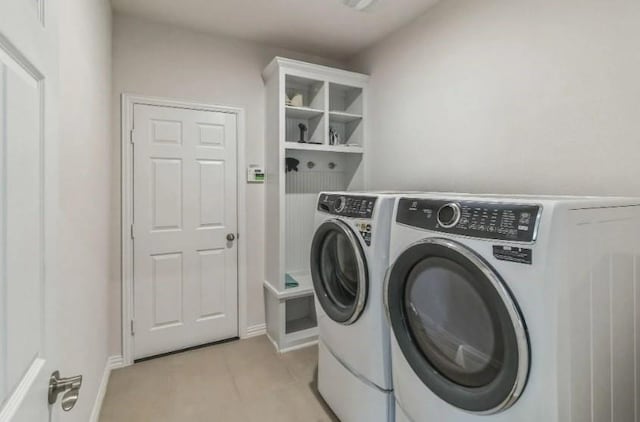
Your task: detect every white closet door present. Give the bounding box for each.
[133,104,238,359]
[0,0,62,420]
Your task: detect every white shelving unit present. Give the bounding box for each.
[262,57,368,352]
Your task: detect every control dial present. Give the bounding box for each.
[334,196,347,213]
[437,203,461,228]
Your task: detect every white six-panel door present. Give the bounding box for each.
[0,0,61,420]
[132,104,238,359]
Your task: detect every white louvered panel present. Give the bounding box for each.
[285,170,346,274]
[563,209,640,422]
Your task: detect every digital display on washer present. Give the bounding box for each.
[396,198,541,242]
[317,194,377,219]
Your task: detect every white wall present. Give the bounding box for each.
[111,14,346,355]
[351,0,640,196]
[58,0,113,420]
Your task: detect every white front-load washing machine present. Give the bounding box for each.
[385,193,640,422]
[311,192,396,422]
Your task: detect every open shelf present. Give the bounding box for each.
[329,111,363,124]
[329,82,363,115]
[286,106,324,120]
[285,295,317,334]
[286,112,325,144]
[329,114,362,148]
[286,75,325,110]
[285,143,363,154]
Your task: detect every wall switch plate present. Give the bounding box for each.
[247,166,265,183]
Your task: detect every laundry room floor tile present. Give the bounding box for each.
[279,344,318,384]
[99,336,338,422]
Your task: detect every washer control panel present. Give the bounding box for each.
[396,198,541,242]
[317,194,377,219]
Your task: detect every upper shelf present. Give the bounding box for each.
[329,111,363,123]
[285,106,324,120]
[329,82,363,115]
[285,142,363,154]
[285,75,325,110]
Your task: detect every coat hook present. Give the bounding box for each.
[328,162,336,169]
[307,161,315,169]
[285,157,299,172]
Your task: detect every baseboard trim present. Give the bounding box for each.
[245,323,267,338]
[279,339,319,354]
[108,355,125,370]
[266,332,279,352]
[89,355,124,422]
[264,333,318,354]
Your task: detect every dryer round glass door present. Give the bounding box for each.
[385,238,529,414]
[310,219,368,325]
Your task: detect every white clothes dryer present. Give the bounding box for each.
[386,193,640,422]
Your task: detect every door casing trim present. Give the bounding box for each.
[120,93,248,366]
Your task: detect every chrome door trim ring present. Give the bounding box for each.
[310,218,368,325]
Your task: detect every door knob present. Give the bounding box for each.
[226,233,236,242]
[49,371,82,411]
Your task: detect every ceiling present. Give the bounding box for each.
[111,0,439,60]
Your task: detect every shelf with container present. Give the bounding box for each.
[262,57,368,352]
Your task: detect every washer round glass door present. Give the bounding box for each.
[385,238,529,414]
[310,219,368,325]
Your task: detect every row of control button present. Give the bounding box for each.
[396,198,541,243]
[334,196,374,216]
[319,195,377,219]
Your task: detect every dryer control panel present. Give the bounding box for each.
[317,194,377,219]
[396,198,541,242]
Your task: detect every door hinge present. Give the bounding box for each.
[130,224,135,239]
[130,320,135,336]
[129,129,135,144]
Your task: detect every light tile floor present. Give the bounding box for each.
[100,336,338,422]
